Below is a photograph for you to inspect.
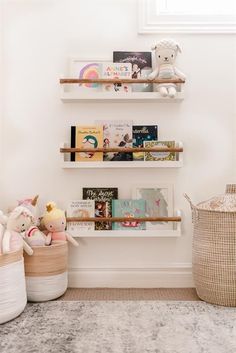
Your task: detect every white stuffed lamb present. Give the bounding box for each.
[149,38,186,98]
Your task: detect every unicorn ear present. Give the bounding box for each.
[10,207,24,220]
[31,195,39,206]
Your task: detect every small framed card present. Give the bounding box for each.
[132,184,174,230]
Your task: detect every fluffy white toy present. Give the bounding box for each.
[148,38,186,98]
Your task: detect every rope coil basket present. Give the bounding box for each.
[0,249,27,324]
[185,184,236,307]
[24,242,68,302]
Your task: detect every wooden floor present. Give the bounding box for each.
[59,288,200,301]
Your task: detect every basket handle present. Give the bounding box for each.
[183,193,199,223]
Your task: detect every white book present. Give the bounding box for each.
[101,62,132,92]
[67,200,95,234]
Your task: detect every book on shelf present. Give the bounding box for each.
[83,187,118,230]
[112,199,146,231]
[66,200,95,234]
[132,184,173,230]
[113,51,153,92]
[101,62,132,92]
[69,60,102,92]
[144,141,176,161]
[95,120,133,161]
[70,125,103,162]
[132,125,158,161]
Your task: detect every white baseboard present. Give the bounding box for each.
[68,264,194,288]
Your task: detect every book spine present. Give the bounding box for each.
[70,126,76,162]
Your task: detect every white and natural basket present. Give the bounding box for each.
[24,242,68,302]
[185,184,236,307]
[0,249,27,324]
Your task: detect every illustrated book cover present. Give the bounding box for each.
[70,125,103,162]
[69,60,102,92]
[132,184,173,230]
[83,187,118,230]
[132,125,158,161]
[66,200,95,234]
[112,199,146,231]
[113,51,152,92]
[95,120,133,161]
[101,62,132,93]
[144,141,176,161]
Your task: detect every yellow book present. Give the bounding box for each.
[75,126,103,162]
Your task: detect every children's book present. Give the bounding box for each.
[69,60,102,92]
[70,126,103,162]
[144,141,176,161]
[132,125,158,161]
[66,200,95,234]
[132,185,173,230]
[101,62,132,92]
[83,188,118,230]
[95,120,133,161]
[112,199,146,231]
[113,51,152,92]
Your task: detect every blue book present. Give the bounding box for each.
[132,125,158,161]
[112,199,146,230]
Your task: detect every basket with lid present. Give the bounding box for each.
[185,184,236,307]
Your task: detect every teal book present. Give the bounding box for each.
[112,199,146,230]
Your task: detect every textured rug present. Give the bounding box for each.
[0,301,235,353]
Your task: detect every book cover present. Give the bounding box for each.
[101,62,132,92]
[113,51,152,92]
[132,184,173,230]
[71,126,103,162]
[66,200,95,234]
[69,60,102,92]
[144,141,176,161]
[83,188,118,230]
[112,199,146,231]
[95,120,133,161]
[132,125,158,161]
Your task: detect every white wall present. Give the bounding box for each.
[1,0,235,287]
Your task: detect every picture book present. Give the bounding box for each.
[132,125,158,161]
[83,188,118,230]
[113,51,152,92]
[70,126,103,162]
[69,60,102,92]
[95,120,133,161]
[101,62,132,92]
[132,185,173,230]
[112,199,146,231]
[144,141,176,161]
[66,200,95,234]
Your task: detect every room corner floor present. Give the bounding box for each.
[59,288,200,301]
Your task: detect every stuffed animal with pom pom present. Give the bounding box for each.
[148,38,186,98]
[42,202,78,246]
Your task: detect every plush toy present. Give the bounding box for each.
[42,202,78,246]
[18,195,40,225]
[0,206,33,255]
[148,38,186,98]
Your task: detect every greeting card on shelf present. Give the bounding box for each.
[67,200,95,234]
[69,59,103,92]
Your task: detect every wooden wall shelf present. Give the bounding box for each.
[61,142,183,169]
[60,78,185,102]
[67,216,181,223]
[68,210,182,238]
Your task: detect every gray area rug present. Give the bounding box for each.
[0,301,235,353]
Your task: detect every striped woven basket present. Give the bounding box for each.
[185,184,236,307]
[24,242,68,302]
[0,249,27,324]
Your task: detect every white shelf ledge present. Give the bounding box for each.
[62,160,183,169]
[60,91,184,103]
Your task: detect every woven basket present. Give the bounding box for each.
[24,242,68,302]
[185,185,236,307]
[0,249,27,324]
